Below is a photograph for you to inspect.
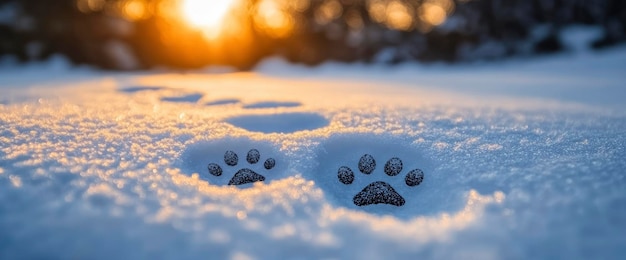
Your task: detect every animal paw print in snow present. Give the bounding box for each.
[338,154,424,206]
[207,149,276,185]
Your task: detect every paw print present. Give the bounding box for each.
[207,149,276,185]
[338,154,424,206]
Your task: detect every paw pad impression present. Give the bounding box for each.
[338,154,424,206]
[208,149,276,185]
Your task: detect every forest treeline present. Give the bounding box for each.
[0,0,624,69]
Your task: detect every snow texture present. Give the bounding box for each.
[1,37,625,259]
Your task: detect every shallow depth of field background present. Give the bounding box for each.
[1,0,625,70]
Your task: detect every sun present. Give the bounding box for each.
[181,0,238,38]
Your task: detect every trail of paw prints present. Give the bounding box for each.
[119,86,165,93]
[118,85,328,133]
[118,85,205,104]
[207,149,276,185]
[225,113,329,134]
[338,154,424,206]
[205,99,241,106]
[205,94,330,133]
[119,85,305,110]
[160,93,204,103]
[242,101,301,109]
[203,99,301,109]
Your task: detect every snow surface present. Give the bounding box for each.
[1,43,626,259]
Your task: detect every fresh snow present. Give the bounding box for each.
[1,38,625,259]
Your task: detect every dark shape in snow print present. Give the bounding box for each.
[208,149,276,185]
[338,154,424,206]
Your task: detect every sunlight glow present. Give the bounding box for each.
[122,0,148,21]
[385,1,413,31]
[76,0,106,13]
[419,3,447,26]
[367,0,387,23]
[181,0,238,38]
[254,0,295,38]
[419,0,454,28]
[314,0,342,25]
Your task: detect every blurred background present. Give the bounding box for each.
[0,0,624,70]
